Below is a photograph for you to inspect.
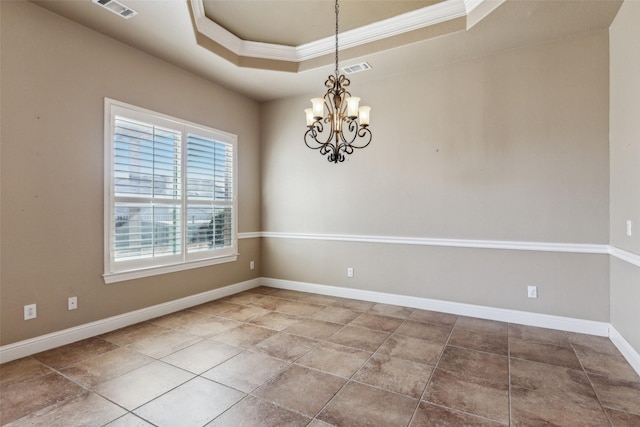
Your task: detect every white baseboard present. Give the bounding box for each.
[0,278,261,364]
[609,326,640,376]
[4,276,639,378]
[260,278,610,336]
[262,278,640,375]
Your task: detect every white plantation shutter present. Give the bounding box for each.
[185,131,235,258]
[104,99,237,282]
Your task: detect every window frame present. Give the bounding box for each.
[103,98,238,284]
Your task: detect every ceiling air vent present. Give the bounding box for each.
[341,62,372,75]
[92,0,138,19]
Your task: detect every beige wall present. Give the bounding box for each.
[261,31,611,321]
[0,2,261,345]
[609,0,640,353]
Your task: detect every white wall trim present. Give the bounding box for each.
[262,231,609,254]
[609,245,640,268]
[238,232,262,240]
[261,278,610,336]
[0,278,261,364]
[609,325,640,376]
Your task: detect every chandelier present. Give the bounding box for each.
[304,0,372,163]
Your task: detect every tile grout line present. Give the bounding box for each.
[567,334,616,427]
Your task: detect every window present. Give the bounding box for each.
[104,99,237,283]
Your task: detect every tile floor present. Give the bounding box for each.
[2,286,640,426]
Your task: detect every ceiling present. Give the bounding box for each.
[31,0,622,102]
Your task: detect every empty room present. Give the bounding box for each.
[1,0,639,425]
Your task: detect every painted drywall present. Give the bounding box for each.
[609,0,640,353]
[0,2,261,345]
[261,31,611,321]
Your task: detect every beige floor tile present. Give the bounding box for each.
[572,341,640,382]
[209,323,276,348]
[100,322,170,346]
[509,324,571,347]
[0,372,86,425]
[94,361,194,410]
[510,358,610,426]
[353,353,433,398]
[349,312,403,333]
[395,319,452,343]
[273,300,325,316]
[6,287,638,427]
[330,297,376,311]
[245,295,288,310]
[134,377,244,426]
[310,306,361,324]
[0,357,52,388]
[61,347,154,387]
[437,346,509,384]
[104,413,155,426]
[425,368,509,424]
[424,346,510,424]
[32,337,118,369]
[378,334,443,365]
[454,317,508,334]
[202,350,289,393]
[249,312,302,331]
[328,325,390,352]
[410,401,506,426]
[127,330,202,359]
[148,310,211,329]
[216,305,271,321]
[223,292,270,306]
[247,286,280,295]
[589,372,640,415]
[254,364,346,417]
[160,339,242,374]
[188,300,242,316]
[6,392,126,427]
[367,302,415,319]
[300,293,339,306]
[175,316,242,337]
[207,395,311,427]
[606,408,640,427]
[448,327,508,356]
[269,289,311,300]
[297,342,372,378]
[318,381,417,426]
[284,318,343,340]
[510,337,582,370]
[254,332,318,361]
[409,309,458,326]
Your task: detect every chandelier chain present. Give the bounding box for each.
[334,0,339,77]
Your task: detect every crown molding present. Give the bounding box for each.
[189,0,486,63]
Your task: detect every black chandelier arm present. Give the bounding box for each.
[335,120,372,149]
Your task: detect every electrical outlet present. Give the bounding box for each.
[24,304,37,320]
[250,260,255,270]
[347,267,354,278]
[527,286,538,299]
[627,220,633,237]
[68,296,78,310]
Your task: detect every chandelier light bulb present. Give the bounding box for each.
[345,97,360,118]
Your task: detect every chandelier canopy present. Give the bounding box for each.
[304,0,372,163]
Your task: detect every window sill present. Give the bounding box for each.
[103,254,238,284]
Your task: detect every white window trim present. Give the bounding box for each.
[103,98,238,284]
